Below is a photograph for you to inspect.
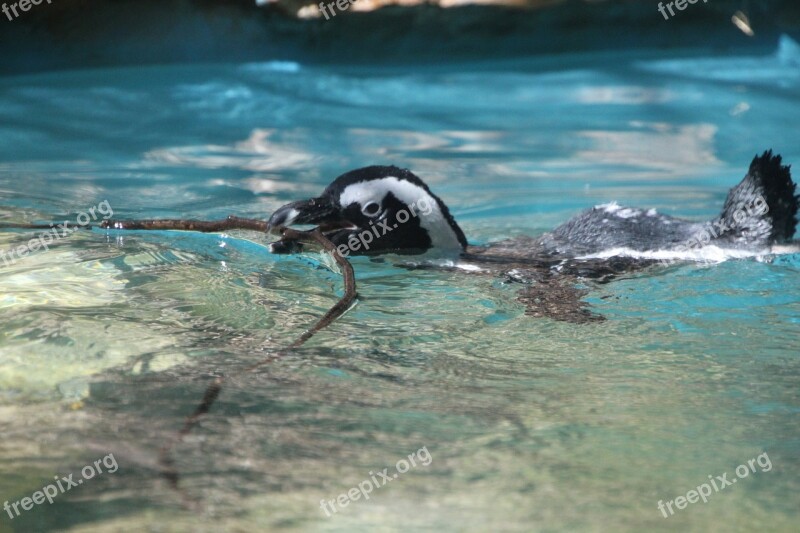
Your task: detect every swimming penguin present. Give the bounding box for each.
[93,150,797,323]
[265,150,797,321]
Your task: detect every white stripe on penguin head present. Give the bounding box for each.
[337,177,463,253]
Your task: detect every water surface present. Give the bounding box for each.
[1,38,799,532]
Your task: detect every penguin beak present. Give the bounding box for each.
[267,197,359,254]
[267,197,337,232]
[267,196,357,236]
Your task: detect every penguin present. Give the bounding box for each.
[92,150,797,323]
[266,151,797,322]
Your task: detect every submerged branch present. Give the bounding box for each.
[158,227,358,504]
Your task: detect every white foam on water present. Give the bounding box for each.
[576,243,800,263]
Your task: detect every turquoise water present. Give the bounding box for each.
[1,38,799,532]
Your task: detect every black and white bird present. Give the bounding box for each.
[91,151,797,323]
[266,151,797,322]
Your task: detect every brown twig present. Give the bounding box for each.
[3,217,359,501]
[157,227,358,503]
[99,216,269,233]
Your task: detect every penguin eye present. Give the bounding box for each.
[361,202,381,217]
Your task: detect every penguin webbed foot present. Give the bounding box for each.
[516,281,606,324]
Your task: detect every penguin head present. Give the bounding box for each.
[267,166,467,257]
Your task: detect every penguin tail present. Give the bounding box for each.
[716,150,798,245]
